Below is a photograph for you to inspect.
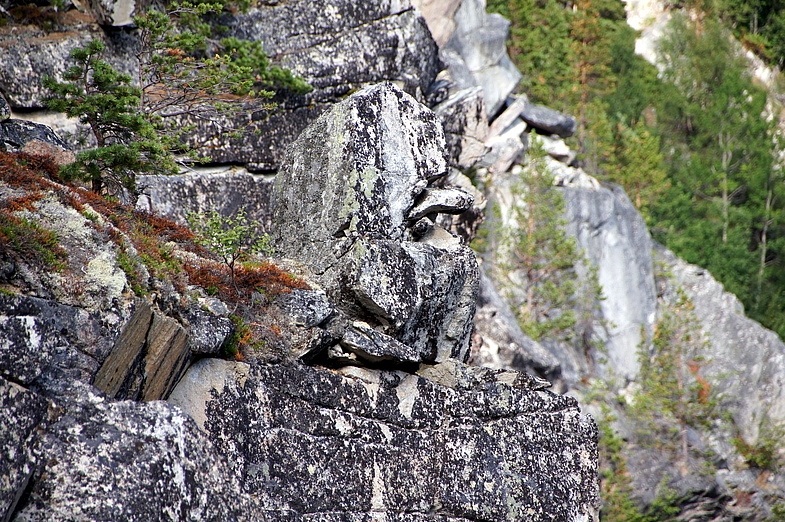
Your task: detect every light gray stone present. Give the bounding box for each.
[470,268,563,384]
[440,0,521,117]
[656,245,785,445]
[434,86,489,169]
[562,183,658,383]
[408,187,475,221]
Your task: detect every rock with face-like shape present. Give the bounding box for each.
[271,82,479,363]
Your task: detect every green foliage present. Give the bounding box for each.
[43,40,175,202]
[187,208,273,290]
[43,0,309,203]
[0,214,68,271]
[491,145,606,349]
[731,423,785,471]
[631,287,715,463]
[596,404,647,521]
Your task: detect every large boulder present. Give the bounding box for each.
[169,358,600,521]
[271,83,479,364]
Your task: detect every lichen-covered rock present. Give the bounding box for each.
[0,24,134,109]
[434,87,488,170]
[9,375,258,521]
[0,94,10,121]
[0,294,115,385]
[167,2,441,170]
[169,358,600,521]
[138,167,276,228]
[0,119,71,152]
[0,377,48,519]
[271,83,479,363]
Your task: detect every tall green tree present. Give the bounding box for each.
[655,12,775,306]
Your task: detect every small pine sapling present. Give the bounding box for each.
[187,208,273,292]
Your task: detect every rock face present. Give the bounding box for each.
[271,83,479,364]
[656,245,785,444]
[439,0,521,117]
[178,1,441,170]
[562,183,657,383]
[471,269,563,384]
[2,373,259,521]
[169,358,600,521]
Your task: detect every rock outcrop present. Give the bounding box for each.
[169,358,599,521]
[562,183,657,384]
[271,83,479,364]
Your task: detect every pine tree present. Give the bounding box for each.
[495,146,583,341]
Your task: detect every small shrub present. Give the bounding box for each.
[187,208,273,291]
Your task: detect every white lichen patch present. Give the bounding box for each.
[85,251,127,302]
[395,374,419,419]
[371,460,386,511]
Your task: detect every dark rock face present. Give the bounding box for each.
[173,2,441,170]
[3,374,258,522]
[271,83,479,363]
[0,294,115,386]
[169,358,600,521]
[0,119,71,152]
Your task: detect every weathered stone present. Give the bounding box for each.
[13,376,257,521]
[434,86,488,169]
[482,119,527,174]
[411,0,462,46]
[441,0,521,117]
[89,0,140,26]
[532,133,576,164]
[656,245,785,445]
[168,360,600,520]
[169,2,442,169]
[0,294,112,386]
[0,94,10,121]
[0,119,71,152]
[408,187,475,221]
[182,305,233,355]
[0,26,134,109]
[93,300,190,401]
[0,377,48,520]
[470,269,563,384]
[271,83,479,363]
[434,169,487,245]
[519,100,577,138]
[138,166,276,228]
[339,321,425,364]
[486,94,528,139]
